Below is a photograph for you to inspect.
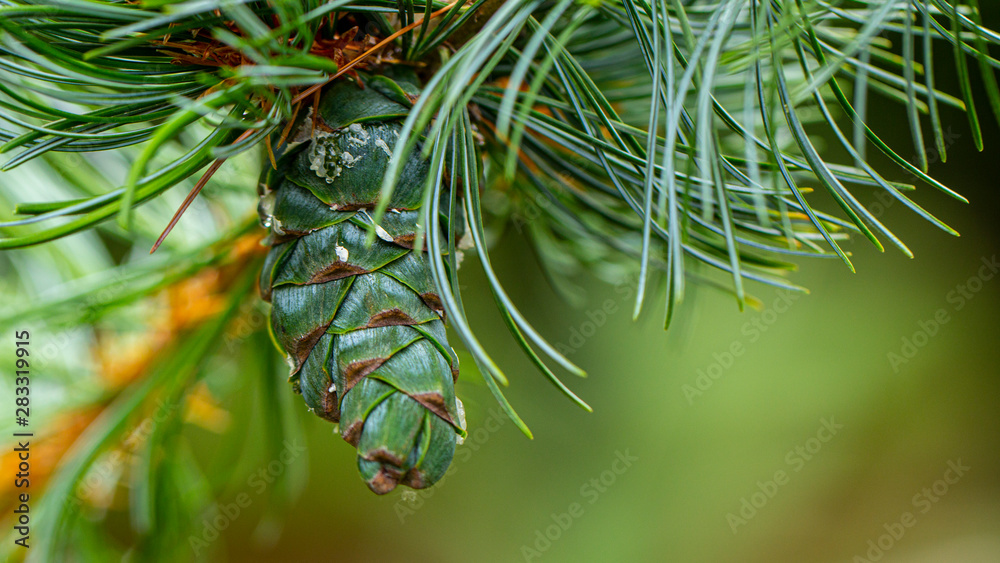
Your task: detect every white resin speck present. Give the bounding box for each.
[456,397,467,445]
[335,245,349,262]
[375,138,393,159]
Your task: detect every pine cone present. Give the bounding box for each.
[258,76,466,494]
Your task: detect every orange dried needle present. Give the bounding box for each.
[150,128,255,254]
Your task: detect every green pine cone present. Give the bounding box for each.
[258,75,466,494]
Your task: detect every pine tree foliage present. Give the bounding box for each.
[0,0,997,559]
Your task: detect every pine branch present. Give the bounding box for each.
[1,0,998,551]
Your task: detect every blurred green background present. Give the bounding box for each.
[213,97,1000,562]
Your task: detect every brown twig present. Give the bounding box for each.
[291,0,462,105]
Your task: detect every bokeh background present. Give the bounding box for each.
[2,23,999,563]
